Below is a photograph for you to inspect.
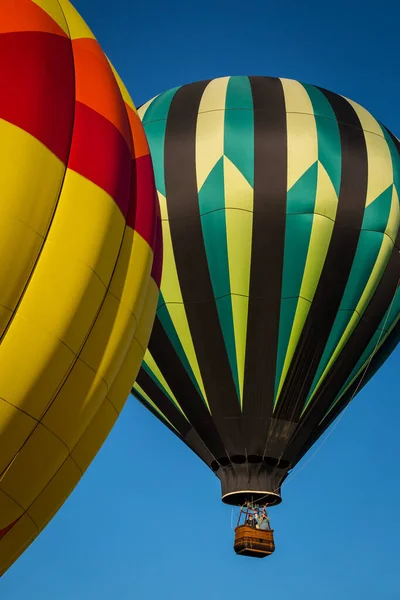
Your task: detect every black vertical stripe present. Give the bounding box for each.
[276,90,369,424]
[242,77,288,455]
[164,80,242,456]
[146,316,226,458]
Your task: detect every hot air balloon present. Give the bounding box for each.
[133,76,400,557]
[0,0,161,575]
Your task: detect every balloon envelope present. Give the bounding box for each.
[0,0,161,575]
[133,76,400,505]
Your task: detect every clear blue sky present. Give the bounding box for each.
[3,0,400,598]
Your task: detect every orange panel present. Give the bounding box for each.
[72,38,132,150]
[0,0,68,36]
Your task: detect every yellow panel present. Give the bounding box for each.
[0,214,43,317]
[51,170,125,286]
[158,206,209,405]
[277,212,336,400]
[0,514,37,577]
[71,399,118,473]
[134,277,159,351]
[109,228,153,321]
[158,190,168,220]
[346,98,383,137]
[199,77,230,113]
[158,209,208,405]
[56,0,95,39]
[230,295,249,408]
[28,457,81,530]
[286,113,318,192]
[0,119,65,235]
[363,132,393,206]
[108,338,144,413]
[17,240,107,354]
[386,186,400,243]
[315,161,339,221]
[280,78,315,115]
[225,196,252,407]
[0,489,23,530]
[196,78,229,191]
[0,305,12,337]
[159,205,183,303]
[0,423,69,509]
[32,0,70,34]
[224,156,253,212]
[106,277,159,414]
[281,78,317,192]
[0,400,36,475]
[42,359,107,450]
[0,315,74,419]
[225,206,253,297]
[106,278,161,413]
[301,211,336,302]
[162,303,209,410]
[80,293,136,388]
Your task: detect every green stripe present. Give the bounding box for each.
[340,230,388,309]
[142,87,180,197]
[274,164,318,398]
[224,76,254,187]
[141,86,180,123]
[287,162,318,213]
[362,186,393,233]
[303,83,341,195]
[198,159,240,400]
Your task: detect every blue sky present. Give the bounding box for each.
[3,0,400,597]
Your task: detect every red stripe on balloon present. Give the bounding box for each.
[0,31,75,162]
[68,102,132,218]
[128,154,157,246]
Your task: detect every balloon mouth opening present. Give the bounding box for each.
[222,490,282,507]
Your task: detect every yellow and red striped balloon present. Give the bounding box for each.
[0,0,161,575]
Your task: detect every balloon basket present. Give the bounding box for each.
[233,525,275,558]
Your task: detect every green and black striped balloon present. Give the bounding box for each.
[133,76,400,505]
